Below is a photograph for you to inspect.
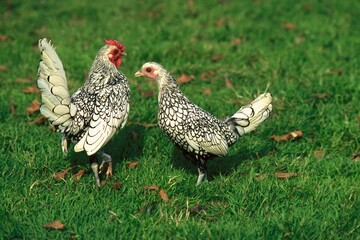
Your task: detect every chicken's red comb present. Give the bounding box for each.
[104,39,125,50]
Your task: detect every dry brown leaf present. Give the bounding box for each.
[16,78,32,83]
[200,71,215,81]
[190,203,204,214]
[141,89,155,98]
[255,174,267,182]
[326,69,344,75]
[159,189,170,202]
[53,167,73,180]
[225,79,234,89]
[29,116,48,125]
[22,85,40,94]
[313,150,324,158]
[72,169,85,181]
[211,54,224,62]
[294,36,305,44]
[126,161,140,169]
[9,102,16,115]
[313,93,329,99]
[187,0,195,7]
[127,122,157,128]
[112,181,123,191]
[201,88,212,96]
[0,35,8,42]
[27,99,41,115]
[177,74,195,84]
[351,153,360,161]
[270,130,303,142]
[215,18,225,27]
[275,172,298,179]
[0,64,8,72]
[231,37,243,45]
[43,221,65,230]
[282,22,297,30]
[144,184,160,191]
[304,4,312,12]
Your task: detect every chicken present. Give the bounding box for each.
[135,62,272,185]
[37,38,130,187]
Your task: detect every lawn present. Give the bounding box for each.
[1,0,359,239]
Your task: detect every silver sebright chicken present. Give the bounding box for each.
[135,62,272,185]
[37,38,130,187]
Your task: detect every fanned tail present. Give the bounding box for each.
[225,93,272,137]
[37,38,72,133]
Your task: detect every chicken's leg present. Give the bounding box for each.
[99,152,112,180]
[89,154,101,187]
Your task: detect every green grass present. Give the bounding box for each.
[1,0,359,239]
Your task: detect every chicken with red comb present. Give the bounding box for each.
[37,38,130,187]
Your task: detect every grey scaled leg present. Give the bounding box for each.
[196,163,208,186]
[89,154,101,187]
[98,152,112,180]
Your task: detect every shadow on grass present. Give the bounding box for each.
[170,145,271,181]
[69,124,145,176]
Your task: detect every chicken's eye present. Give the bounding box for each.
[113,49,119,55]
[145,67,152,73]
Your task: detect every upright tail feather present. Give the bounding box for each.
[225,93,272,137]
[37,38,72,132]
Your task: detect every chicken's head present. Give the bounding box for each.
[104,39,126,68]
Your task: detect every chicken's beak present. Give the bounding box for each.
[121,52,127,56]
[134,71,144,77]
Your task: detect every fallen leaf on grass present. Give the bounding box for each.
[16,78,32,83]
[224,79,234,89]
[270,130,303,142]
[0,35,8,42]
[22,85,40,94]
[190,203,205,215]
[53,167,73,180]
[313,93,330,99]
[211,54,224,62]
[144,184,160,191]
[29,116,48,125]
[9,102,16,115]
[351,153,360,161]
[325,69,344,75]
[294,36,305,44]
[27,99,41,115]
[0,64,8,72]
[127,122,157,128]
[72,169,85,181]
[140,89,155,98]
[231,37,243,46]
[112,181,123,191]
[177,74,195,84]
[215,18,225,27]
[303,4,312,12]
[201,88,212,96]
[255,174,267,182]
[159,189,170,202]
[200,71,215,81]
[282,22,297,30]
[275,172,298,179]
[126,161,140,169]
[43,221,65,230]
[313,150,324,158]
